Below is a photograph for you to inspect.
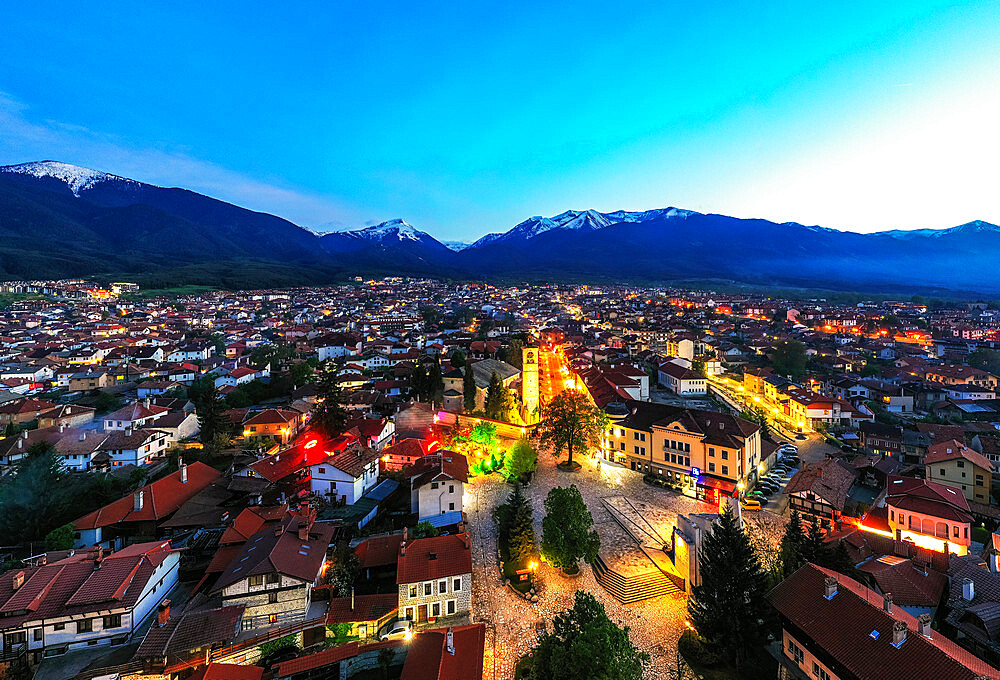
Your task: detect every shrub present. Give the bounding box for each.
[678,629,721,668]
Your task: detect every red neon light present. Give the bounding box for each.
[426,439,439,452]
[304,439,318,449]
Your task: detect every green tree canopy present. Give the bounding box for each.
[502,437,538,482]
[523,591,648,680]
[770,340,808,380]
[779,510,805,579]
[540,485,600,574]
[313,360,349,438]
[687,507,770,669]
[484,370,512,421]
[450,349,466,368]
[969,348,1000,376]
[538,390,607,469]
[463,364,477,412]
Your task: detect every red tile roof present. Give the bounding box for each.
[397,534,472,585]
[75,462,220,530]
[400,624,486,680]
[886,475,972,523]
[326,593,398,624]
[189,663,263,680]
[275,639,403,677]
[927,440,994,472]
[407,451,469,488]
[219,505,289,545]
[355,533,404,570]
[770,563,999,680]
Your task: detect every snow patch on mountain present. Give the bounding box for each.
[0,160,132,197]
[353,218,425,242]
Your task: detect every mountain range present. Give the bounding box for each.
[1,160,999,295]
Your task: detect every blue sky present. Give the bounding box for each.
[2,1,999,241]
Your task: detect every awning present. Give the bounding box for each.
[696,475,737,495]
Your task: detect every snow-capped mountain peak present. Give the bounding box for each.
[354,218,425,242]
[0,160,131,197]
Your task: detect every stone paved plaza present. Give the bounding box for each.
[466,447,722,680]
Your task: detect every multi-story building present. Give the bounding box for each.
[408,452,468,523]
[0,541,180,663]
[211,514,334,631]
[602,400,761,503]
[397,534,472,625]
[885,476,973,555]
[770,563,1000,680]
[925,440,994,506]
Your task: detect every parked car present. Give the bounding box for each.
[380,619,414,641]
[741,499,761,510]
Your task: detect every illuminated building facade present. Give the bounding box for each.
[885,476,972,555]
[521,347,539,416]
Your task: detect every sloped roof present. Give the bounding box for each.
[769,563,999,680]
[397,534,472,584]
[785,459,856,511]
[400,623,486,680]
[408,451,469,488]
[75,462,220,530]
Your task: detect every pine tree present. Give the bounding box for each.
[800,515,827,566]
[313,360,348,438]
[195,379,229,453]
[428,356,444,406]
[463,364,477,412]
[485,370,506,420]
[779,510,806,578]
[688,506,770,669]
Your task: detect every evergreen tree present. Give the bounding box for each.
[411,363,429,400]
[195,378,229,453]
[484,370,506,420]
[779,510,806,578]
[463,364,477,412]
[428,356,444,406]
[688,507,770,669]
[509,499,536,564]
[313,360,348,438]
[800,515,827,566]
[450,349,466,368]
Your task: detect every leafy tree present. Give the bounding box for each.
[313,360,348,438]
[502,436,538,482]
[505,338,524,369]
[3,422,15,437]
[450,349,466,368]
[428,357,444,406]
[45,522,75,550]
[969,348,1000,376]
[739,405,770,440]
[538,390,607,469]
[93,390,122,414]
[540,485,600,574]
[0,444,87,544]
[328,540,360,597]
[463,364,477,412]
[290,361,316,386]
[692,359,706,377]
[411,521,440,539]
[688,506,770,669]
[778,510,805,578]
[770,340,808,380]
[523,591,648,680]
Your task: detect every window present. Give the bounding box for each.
[448,485,454,493]
[722,450,729,460]
[449,502,455,510]
[405,607,414,620]
[267,572,281,584]
[787,639,804,664]
[409,585,417,598]
[620,442,625,450]
[453,578,461,592]
[248,575,264,588]
[722,466,729,476]
[439,580,447,593]
[268,592,279,603]
[269,613,278,624]
[53,623,65,631]
[940,468,946,476]
[432,602,441,617]
[103,614,121,629]
[431,482,438,489]
[709,462,716,472]
[958,460,965,468]
[77,619,93,633]
[709,447,715,457]
[318,467,325,474]
[33,629,42,641]
[447,599,456,615]
[424,583,432,596]
[954,526,960,538]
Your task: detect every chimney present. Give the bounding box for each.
[58,424,65,433]
[179,460,188,483]
[125,427,132,437]
[963,578,975,601]
[298,521,310,541]
[446,627,455,655]
[12,571,25,591]
[16,438,22,450]
[134,490,144,512]
[351,587,355,612]
[94,547,103,570]
[883,593,893,614]
[157,599,171,627]
[79,432,86,441]
[917,613,932,638]
[824,576,838,599]
[892,620,907,647]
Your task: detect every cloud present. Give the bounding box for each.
[0,91,358,227]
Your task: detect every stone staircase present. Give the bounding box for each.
[592,555,681,604]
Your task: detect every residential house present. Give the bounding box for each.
[104,401,170,431]
[397,533,473,625]
[408,452,469,524]
[925,440,993,505]
[658,361,707,396]
[884,476,973,555]
[242,409,305,445]
[785,459,857,530]
[309,442,381,505]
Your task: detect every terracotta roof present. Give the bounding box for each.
[0,541,177,629]
[769,563,1000,680]
[275,640,402,677]
[0,398,57,415]
[408,451,469,488]
[219,505,289,545]
[137,605,245,658]
[326,593,398,624]
[400,623,486,680]
[355,533,404,570]
[886,476,972,523]
[321,443,381,479]
[104,401,169,423]
[926,440,994,472]
[857,556,948,608]
[397,534,472,585]
[211,515,335,593]
[382,438,427,460]
[243,408,300,426]
[74,462,220,530]
[189,663,263,680]
[784,459,856,512]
